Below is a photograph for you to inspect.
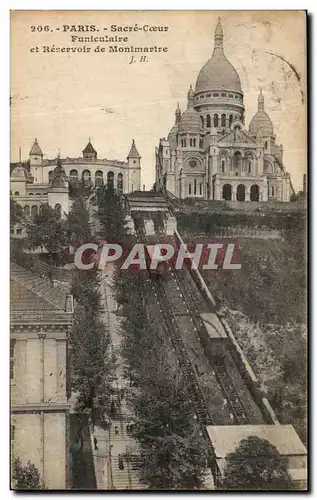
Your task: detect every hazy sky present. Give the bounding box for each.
[11,10,306,191]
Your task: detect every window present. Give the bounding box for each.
[229,114,233,126]
[272,186,275,196]
[264,141,268,150]
[221,114,226,127]
[213,114,219,127]
[248,161,252,174]
[95,170,103,187]
[221,160,225,173]
[200,116,204,127]
[133,160,136,164]
[117,173,123,193]
[213,93,219,97]
[10,340,16,379]
[193,138,196,147]
[199,183,202,195]
[16,228,22,235]
[194,178,197,195]
[188,183,192,195]
[221,93,226,97]
[206,114,211,128]
[206,93,211,97]
[14,191,19,196]
[229,93,233,98]
[235,95,239,99]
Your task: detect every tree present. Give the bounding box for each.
[221,436,294,491]
[67,197,91,249]
[12,458,43,490]
[10,199,22,229]
[26,203,69,266]
[98,187,127,242]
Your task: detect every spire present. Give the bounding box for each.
[214,17,224,51]
[175,103,181,124]
[127,139,141,159]
[29,138,43,156]
[258,89,264,111]
[187,85,194,109]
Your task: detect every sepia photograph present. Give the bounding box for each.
[10,10,307,491]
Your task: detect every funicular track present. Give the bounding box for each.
[160,236,251,425]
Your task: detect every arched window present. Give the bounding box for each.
[248,161,252,174]
[107,171,114,191]
[14,191,19,196]
[222,184,232,201]
[206,114,211,128]
[23,205,30,218]
[272,186,275,196]
[264,141,268,150]
[188,183,192,195]
[117,173,123,193]
[194,178,197,195]
[199,139,203,149]
[200,116,204,128]
[95,170,103,187]
[69,169,78,184]
[31,205,38,218]
[229,114,233,127]
[35,193,41,196]
[82,169,91,184]
[193,138,196,147]
[190,138,193,147]
[199,183,202,195]
[250,184,260,201]
[28,193,34,196]
[213,114,219,127]
[48,171,53,183]
[236,184,246,201]
[235,114,239,121]
[54,203,62,217]
[221,114,226,127]
[234,151,242,170]
[221,159,225,173]
[183,139,186,147]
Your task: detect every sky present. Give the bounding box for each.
[11,10,306,191]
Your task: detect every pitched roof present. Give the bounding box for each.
[10,262,70,312]
[127,139,141,159]
[83,141,97,154]
[29,138,43,156]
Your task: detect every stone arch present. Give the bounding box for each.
[234,151,242,170]
[95,170,103,187]
[221,113,226,127]
[117,172,123,193]
[250,184,260,201]
[206,114,211,128]
[236,184,246,201]
[31,205,38,217]
[82,169,91,183]
[213,114,219,127]
[222,184,232,201]
[23,205,30,218]
[107,171,114,191]
[54,203,62,217]
[69,169,78,183]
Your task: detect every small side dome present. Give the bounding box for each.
[168,124,178,149]
[11,164,29,179]
[178,108,203,134]
[249,90,274,137]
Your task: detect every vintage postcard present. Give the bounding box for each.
[10,10,307,491]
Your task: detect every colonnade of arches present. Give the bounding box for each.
[200,112,240,129]
[48,169,124,192]
[220,151,254,175]
[222,183,260,202]
[21,203,62,219]
[187,178,204,197]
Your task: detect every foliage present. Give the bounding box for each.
[97,187,127,242]
[113,266,207,489]
[67,197,91,249]
[12,458,43,490]
[26,203,69,266]
[10,199,23,229]
[221,436,294,490]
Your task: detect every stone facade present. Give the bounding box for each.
[11,138,141,217]
[155,19,293,202]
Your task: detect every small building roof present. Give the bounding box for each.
[127,139,141,159]
[10,262,71,312]
[207,425,307,459]
[29,138,43,156]
[82,140,97,154]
